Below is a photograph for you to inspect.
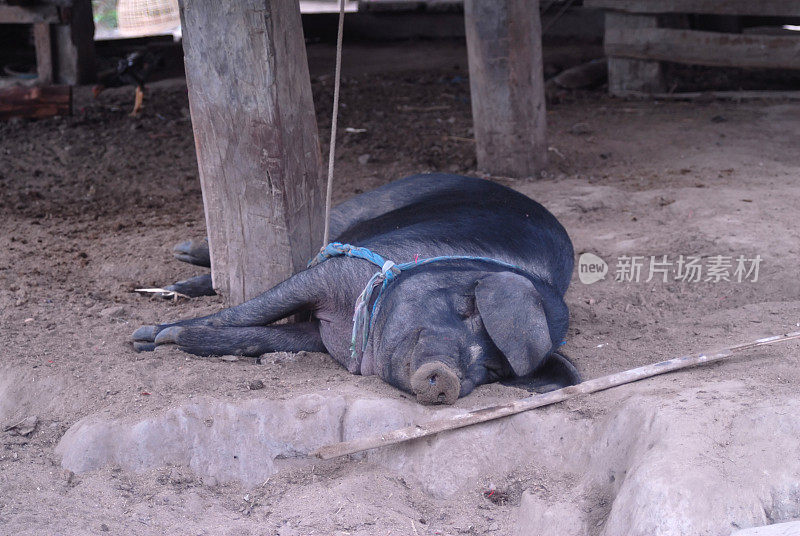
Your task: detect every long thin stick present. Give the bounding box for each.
[316,331,800,460]
[322,0,346,247]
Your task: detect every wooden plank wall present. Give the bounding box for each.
[587,0,800,95]
[0,1,95,85]
[585,0,800,17]
[606,28,800,70]
[0,86,71,120]
[0,5,60,24]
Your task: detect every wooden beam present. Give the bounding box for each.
[607,27,800,70]
[585,0,800,17]
[53,0,96,84]
[33,23,53,85]
[619,90,800,101]
[0,5,59,23]
[0,86,71,120]
[606,12,664,96]
[180,0,325,305]
[463,0,547,178]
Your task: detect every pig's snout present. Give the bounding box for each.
[410,361,460,405]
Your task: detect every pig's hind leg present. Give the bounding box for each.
[172,238,211,267]
[133,321,325,356]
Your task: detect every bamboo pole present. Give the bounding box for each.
[316,331,800,460]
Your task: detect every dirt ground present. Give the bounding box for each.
[1,41,800,536]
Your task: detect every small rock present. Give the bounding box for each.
[4,415,38,437]
[99,305,125,318]
[119,280,139,292]
[248,380,265,391]
[357,153,371,165]
[63,469,76,486]
[568,122,593,136]
[100,524,110,532]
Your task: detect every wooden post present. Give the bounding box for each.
[463,0,547,178]
[33,23,53,85]
[53,0,96,84]
[606,12,665,95]
[180,0,325,305]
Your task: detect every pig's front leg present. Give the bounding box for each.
[163,274,215,298]
[132,268,324,348]
[133,321,325,356]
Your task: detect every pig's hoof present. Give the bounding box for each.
[132,325,158,342]
[411,362,460,405]
[173,239,211,267]
[133,341,156,352]
[164,274,215,298]
[154,326,183,346]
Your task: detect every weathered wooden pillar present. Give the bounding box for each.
[463,0,547,178]
[180,0,325,305]
[33,23,53,85]
[53,0,96,84]
[605,12,665,95]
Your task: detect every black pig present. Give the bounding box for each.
[133,174,579,404]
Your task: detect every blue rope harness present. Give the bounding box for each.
[309,242,526,359]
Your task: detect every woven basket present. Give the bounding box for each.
[117,0,180,37]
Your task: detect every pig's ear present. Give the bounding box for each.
[475,272,552,377]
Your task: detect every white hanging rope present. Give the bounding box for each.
[322,0,346,247]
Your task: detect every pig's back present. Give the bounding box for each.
[334,174,574,295]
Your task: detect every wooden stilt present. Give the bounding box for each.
[180,0,325,304]
[53,0,96,84]
[463,0,548,178]
[606,12,665,95]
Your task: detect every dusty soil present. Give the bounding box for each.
[1,41,800,536]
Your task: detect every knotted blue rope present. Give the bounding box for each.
[309,242,525,359]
